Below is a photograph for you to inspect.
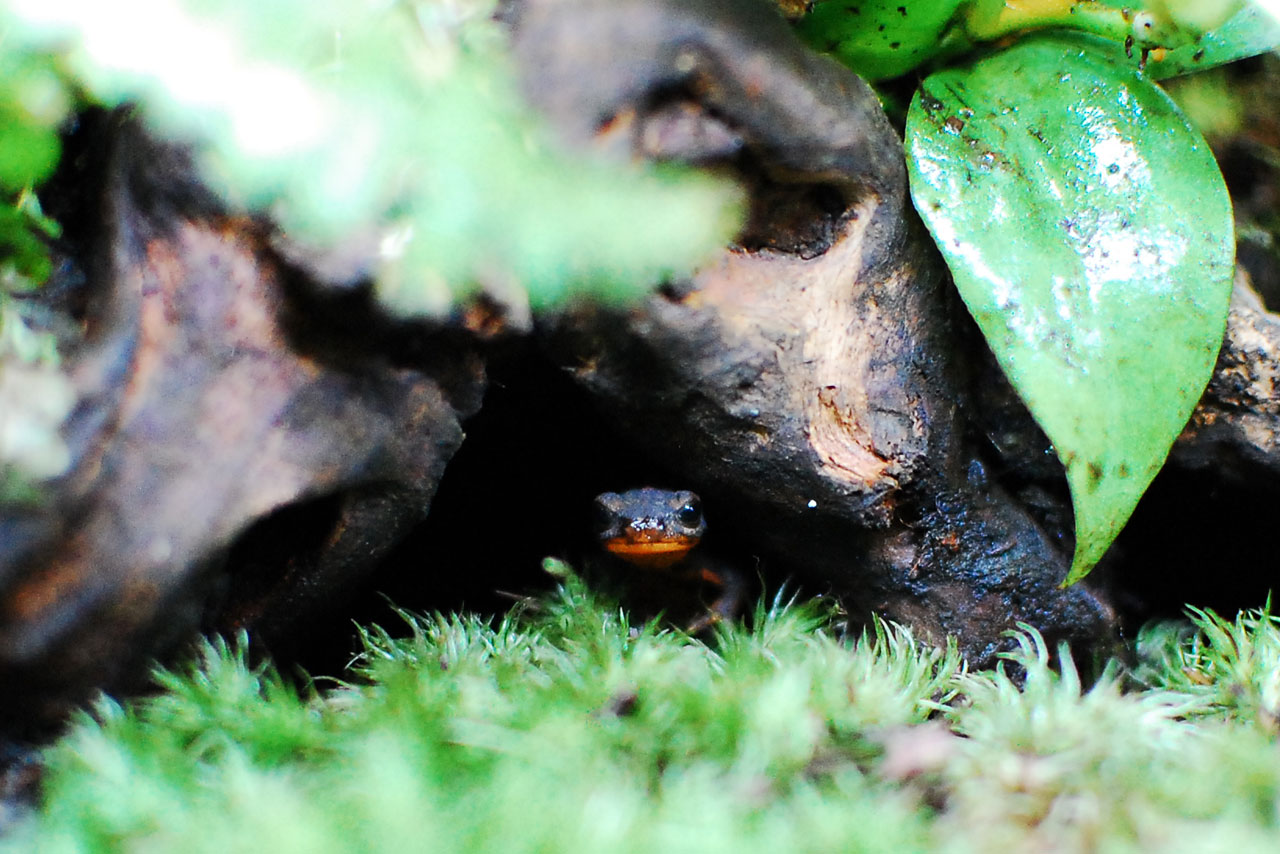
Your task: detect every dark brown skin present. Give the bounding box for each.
[593,488,745,630]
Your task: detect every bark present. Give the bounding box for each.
[1178,274,1280,478]
[0,116,483,735]
[515,0,1116,663]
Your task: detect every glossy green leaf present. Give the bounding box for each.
[796,0,966,81]
[905,34,1233,584]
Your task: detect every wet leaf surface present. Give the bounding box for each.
[905,33,1234,583]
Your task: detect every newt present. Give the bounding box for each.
[592,488,745,631]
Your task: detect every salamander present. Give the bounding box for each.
[592,488,745,631]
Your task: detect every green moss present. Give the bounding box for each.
[0,54,74,502]
[939,629,1275,851]
[1133,603,1280,730]
[9,581,1280,851]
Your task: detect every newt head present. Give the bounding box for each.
[593,488,706,569]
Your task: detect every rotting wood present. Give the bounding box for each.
[517,0,1117,661]
[0,116,484,736]
[1176,273,1280,478]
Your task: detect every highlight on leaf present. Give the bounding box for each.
[904,33,1234,584]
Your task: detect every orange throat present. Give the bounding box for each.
[603,539,696,569]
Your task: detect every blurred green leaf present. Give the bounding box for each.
[0,49,68,190]
[905,33,1233,584]
[0,299,75,500]
[0,46,73,501]
[0,119,59,192]
[4,0,744,317]
[1163,67,1246,141]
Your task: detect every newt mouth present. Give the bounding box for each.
[603,539,697,568]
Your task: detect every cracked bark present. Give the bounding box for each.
[515,0,1117,662]
[0,116,484,735]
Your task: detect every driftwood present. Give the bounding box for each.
[517,0,1280,658]
[0,116,484,736]
[1180,278,1280,477]
[515,0,1116,662]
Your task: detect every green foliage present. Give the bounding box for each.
[4,0,743,317]
[797,0,969,82]
[938,627,1280,851]
[905,33,1234,584]
[14,578,1280,851]
[0,0,743,498]
[0,48,66,194]
[0,44,75,503]
[798,0,1277,582]
[1143,2,1280,78]
[0,47,69,292]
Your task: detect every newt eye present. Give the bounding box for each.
[677,498,702,528]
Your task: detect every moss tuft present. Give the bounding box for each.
[8,579,1280,851]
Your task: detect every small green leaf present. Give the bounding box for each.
[1036,2,1278,78]
[797,0,1251,81]
[1140,3,1280,78]
[905,34,1233,584]
[0,118,59,191]
[796,0,967,81]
